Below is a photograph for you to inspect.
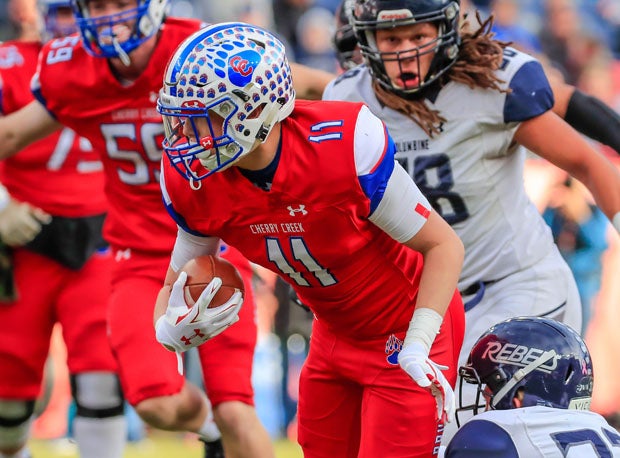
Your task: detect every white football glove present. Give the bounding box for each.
[155,271,243,353]
[0,198,51,246]
[398,341,455,424]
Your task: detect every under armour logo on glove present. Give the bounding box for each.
[155,271,243,374]
[180,329,206,346]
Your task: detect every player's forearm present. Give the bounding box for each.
[0,128,23,160]
[0,102,62,160]
[414,235,464,319]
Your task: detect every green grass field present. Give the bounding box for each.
[30,433,303,458]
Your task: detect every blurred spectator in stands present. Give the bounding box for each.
[599,0,620,58]
[539,0,608,84]
[295,6,338,73]
[543,175,610,334]
[273,0,314,61]
[489,0,541,54]
[199,0,274,28]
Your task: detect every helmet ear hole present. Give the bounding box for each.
[247,103,266,120]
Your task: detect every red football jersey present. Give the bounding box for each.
[0,40,105,217]
[33,18,203,252]
[162,100,425,339]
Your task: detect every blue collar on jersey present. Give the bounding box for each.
[238,135,283,191]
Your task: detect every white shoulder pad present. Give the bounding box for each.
[354,104,387,176]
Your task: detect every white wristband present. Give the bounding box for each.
[613,212,620,235]
[0,184,9,213]
[403,307,444,353]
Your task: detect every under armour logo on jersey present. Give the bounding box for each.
[385,334,403,365]
[114,248,132,262]
[288,205,308,216]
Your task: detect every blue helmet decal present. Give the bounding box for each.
[228,49,262,87]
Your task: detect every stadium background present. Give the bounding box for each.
[1,0,620,456]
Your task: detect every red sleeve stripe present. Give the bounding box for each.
[369,123,389,174]
[415,203,430,219]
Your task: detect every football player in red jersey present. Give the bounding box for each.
[0,0,337,455]
[0,1,125,457]
[0,0,335,456]
[154,23,465,458]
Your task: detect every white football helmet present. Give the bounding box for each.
[157,22,295,182]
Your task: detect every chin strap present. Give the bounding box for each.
[112,36,131,66]
[491,350,557,409]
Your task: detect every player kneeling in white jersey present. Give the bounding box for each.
[446,316,620,458]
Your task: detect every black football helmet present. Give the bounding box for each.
[352,0,460,97]
[457,317,593,423]
[333,0,362,71]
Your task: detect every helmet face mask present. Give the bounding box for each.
[71,0,168,61]
[456,317,594,426]
[352,0,460,96]
[158,22,296,183]
[159,95,247,181]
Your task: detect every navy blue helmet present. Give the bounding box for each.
[352,0,460,97]
[458,317,593,420]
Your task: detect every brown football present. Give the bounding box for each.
[179,255,245,308]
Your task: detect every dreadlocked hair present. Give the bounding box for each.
[373,12,510,137]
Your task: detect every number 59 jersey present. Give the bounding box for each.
[323,48,556,291]
[32,18,204,253]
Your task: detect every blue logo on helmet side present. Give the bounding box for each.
[228,50,261,87]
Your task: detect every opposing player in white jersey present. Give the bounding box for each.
[446,316,620,458]
[323,0,620,439]
[331,0,620,155]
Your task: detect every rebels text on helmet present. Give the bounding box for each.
[482,342,558,373]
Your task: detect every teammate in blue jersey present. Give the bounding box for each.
[323,0,620,442]
[446,316,620,458]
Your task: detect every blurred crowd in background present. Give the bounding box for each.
[2,0,620,450]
